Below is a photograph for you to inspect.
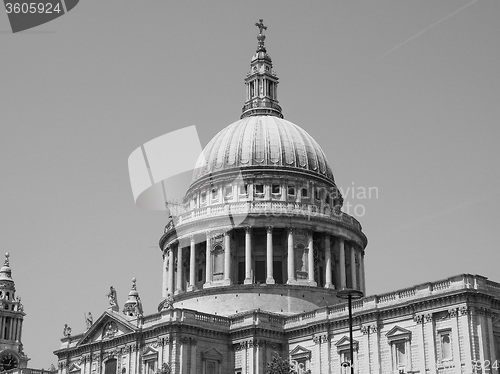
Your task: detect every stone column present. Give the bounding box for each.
[244,227,253,284]
[477,308,488,365]
[351,245,357,290]
[224,230,232,285]
[307,231,316,285]
[426,314,437,373]
[16,319,22,343]
[415,316,426,374]
[266,226,275,284]
[487,312,496,365]
[460,308,473,373]
[204,231,212,287]
[324,234,332,288]
[287,228,295,284]
[162,249,168,298]
[179,338,189,374]
[188,236,195,291]
[189,339,197,374]
[176,245,183,294]
[339,238,346,289]
[359,252,365,294]
[167,246,174,296]
[450,309,461,370]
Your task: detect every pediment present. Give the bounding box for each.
[335,336,359,351]
[386,326,411,342]
[289,345,311,360]
[202,348,223,362]
[68,363,81,373]
[142,346,159,361]
[78,311,137,346]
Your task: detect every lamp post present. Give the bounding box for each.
[337,288,364,374]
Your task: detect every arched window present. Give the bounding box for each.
[213,245,224,281]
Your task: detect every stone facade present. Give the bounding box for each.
[53,275,500,374]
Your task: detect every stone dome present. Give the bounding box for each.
[192,115,335,184]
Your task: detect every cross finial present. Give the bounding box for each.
[255,19,267,35]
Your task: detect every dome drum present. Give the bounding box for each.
[159,222,366,314]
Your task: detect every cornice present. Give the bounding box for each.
[159,209,366,249]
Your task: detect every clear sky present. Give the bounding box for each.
[1,0,499,368]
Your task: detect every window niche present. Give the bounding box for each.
[211,188,219,202]
[254,184,264,197]
[335,336,359,371]
[386,326,412,373]
[438,329,453,362]
[301,188,309,199]
[239,184,248,198]
[224,185,233,200]
[289,345,311,374]
[141,347,159,374]
[212,245,224,281]
[202,348,223,374]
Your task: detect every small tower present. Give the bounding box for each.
[122,278,143,318]
[241,19,283,119]
[0,253,29,371]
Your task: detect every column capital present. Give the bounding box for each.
[244,226,252,233]
[286,227,294,234]
[189,234,195,242]
[266,226,273,233]
[205,230,211,238]
[223,230,231,237]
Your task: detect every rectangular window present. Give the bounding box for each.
[495,335,500,363]
[224,185,233,199]
[395,341,406,368]
[302,188,309,198]
[314,189,320,200]
[288,186,295,196]
[211,188,219,201]
[340,350,352,369]
[201,192,207,205]
[213,246,224,276]
[239,184,248,197]
[206,361,216,374]
[254,184,264,196]
[440,331,452,360]
[272,184,280,194]
[145,361,156,374]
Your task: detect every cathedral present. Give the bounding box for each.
[53,21,500,374]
